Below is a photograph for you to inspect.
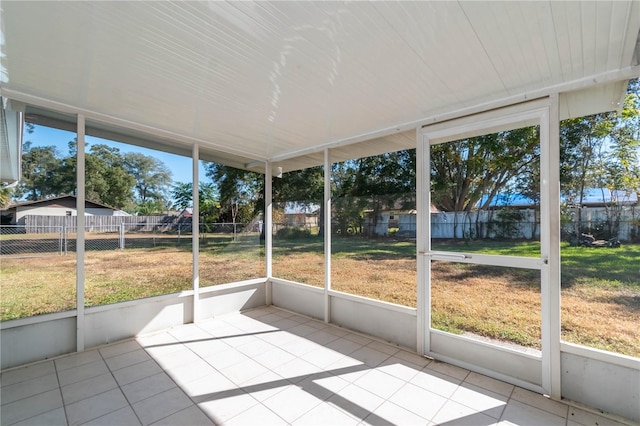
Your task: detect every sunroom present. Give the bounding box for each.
[1,2,639,425]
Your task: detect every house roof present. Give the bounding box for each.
[3,195,119,211]
[2,2,639,174]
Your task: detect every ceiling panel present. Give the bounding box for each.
[2,1,639,172]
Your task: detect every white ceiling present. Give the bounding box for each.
[1,1,639,173]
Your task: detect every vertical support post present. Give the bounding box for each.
[192,145,200,323]
[541,95,562,398]
[119,223,125,250]
[323,149,331,324]
[76,114,86,352]
[265,161,273,305]
[416,127,430,355]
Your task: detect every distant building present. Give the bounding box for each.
[1,195,129,225]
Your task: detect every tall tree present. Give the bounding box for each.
[16,142,62,200]
[57,142,135,209]
[205,163,263,224]
[170,181,219,223]
[429,128,539,239]
[123,152,172,209]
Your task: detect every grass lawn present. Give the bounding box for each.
[1,235,638,357]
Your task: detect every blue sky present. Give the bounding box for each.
[26,124,205,184]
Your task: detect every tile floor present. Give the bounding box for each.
[0,307,630,426]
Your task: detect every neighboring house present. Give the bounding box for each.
[283,202,319,227]
[568,188,638,207]
[179,208,194,218]
[1,195,129,225]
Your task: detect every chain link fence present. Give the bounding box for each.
[0,222,258,258]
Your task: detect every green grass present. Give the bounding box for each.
[1,235,638,356]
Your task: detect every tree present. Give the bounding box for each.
[430,128,539,238]
[0,183,14,209]
[204,163,263,224]
[273,166,325,235]
[57,142,135,209]
[123,153,172,209]
[560,78,639,236]
[16,143,62,200]
[170,181,220,223]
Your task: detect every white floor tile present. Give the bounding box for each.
[328,383,386,421]
[500,400,566,426]
[262,385,325,423]
[121,372,176,404]
[425,360,470,381]
[184,336,229,358]
[464,372,515,398]
[349,346,391,368]
[54,350,102,372]
[432,399,498,425]
[281,337,323,357]
[341,333,373,346]
[11,407,67,426]
[151,347,202,371]
[111,359,163,386]
[198,390,259,424]
[98,340,142,359]
[305,330,340,346]
[364,400,430,426]
[57,360,110,387]
[150,405,214,426]
[0,389,63,425]
[273,357,324,384]
[180,370,238,403]
[219,358,271,386]
[1,373,59,405]
[410,368,462,398]
[234,336,276,358]
[366,340,400,356]
[511,387,568,418]
[289,323,320,337]
[225,403,288,425]
[325,356,369,383]
[61,372,118,405]
[393,350,432,368]
[202,347,249,371]
[353,369,406,400]
[237,370,290,402]
[297,371,350,401]
[65,388,128,426]
[302,346,348,369]
[1,361,56,387]
[388,383,447,421]
[450,383,508,419]
[324,337,364,356]
[252,346,298,370]
[131,387,193,426]
[293,402,360,426]
[164,358,219,386]
[81,406,141,426]
[376,356,423,382]
[104,349,151,372]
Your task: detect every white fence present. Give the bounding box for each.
[397,205,639,241]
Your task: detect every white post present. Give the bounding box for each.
[192,145,200,323]
[76,114,86,352]
[324,149,331,323]
[416,127,430,355]
[265,162,273,305]
[541,95,562,398]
